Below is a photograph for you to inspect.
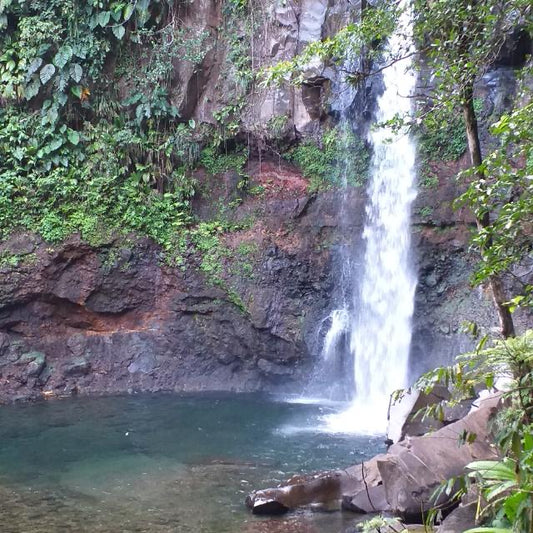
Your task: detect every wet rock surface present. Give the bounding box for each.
[0,176,333,401]
[387,385,473,444]
[246,395,501,524]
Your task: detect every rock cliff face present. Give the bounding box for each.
[0,157,499,402]
[164,0,361,138]
[0,0,525,402]
[0,164,333,401]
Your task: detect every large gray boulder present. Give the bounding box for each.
[436,487,481,532]
[387,385,472,444]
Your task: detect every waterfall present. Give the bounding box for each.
[321,2,418,434]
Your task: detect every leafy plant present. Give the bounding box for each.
[455,97,533,309]
[288,126,370,191]
[199,144,248,177]
[418,106,467,162]
[0,108,193,248]
[418,206,433,219]
[410,330,533,532]
[419,171,439,189]
[357,515,407,533]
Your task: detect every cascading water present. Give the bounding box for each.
[321,1,418,434]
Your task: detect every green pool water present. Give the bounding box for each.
[0,393,384,532]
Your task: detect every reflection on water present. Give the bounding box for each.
[0,393,383,532]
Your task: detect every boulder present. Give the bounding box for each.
[246,395,500,520]
[246,497,289,515]
[387,386,472,444]
[342,484,390,513]
[341,454,388,510]
[246,454,389,514]
[18,351,46,378]
[379,394,501,519]
[436,487,481,533]
[246,471,346,513]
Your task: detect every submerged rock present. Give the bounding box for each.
[246,471,346,513]
[246,496,290,515]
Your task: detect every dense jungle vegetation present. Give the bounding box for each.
[0,0,251,259]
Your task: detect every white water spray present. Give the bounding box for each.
[323,2,418,434]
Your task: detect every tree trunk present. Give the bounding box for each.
[462,84,515,338]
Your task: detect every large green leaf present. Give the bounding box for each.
[39,63,56,84]
[112,25,125,40]
[98,11,111,27]
[123,3,134,20]
[467,460,516,482]
[24,78,40,100]
[53,45,73,69]
[26,57,43,78]
[67,129,80,145]
[69,63,83,83]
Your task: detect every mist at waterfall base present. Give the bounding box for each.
[312,3,418,436]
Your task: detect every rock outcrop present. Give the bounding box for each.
[387,386,472,444]
[246,394,500,522]
[0,163,348,402]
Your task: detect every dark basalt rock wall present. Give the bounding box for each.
[0,164,355,401]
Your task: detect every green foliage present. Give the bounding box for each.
[418,106,466,162]
[0,0,172,109]
[419,171,439,189]
[266,115,289,140]
[221,0,252,89]
[261,2,399,87]
[0,250,37,269]
[0,0,202,249]
[288,126,370,191]
[413,0,531,103]
[411,330,533,532]
[0,108,193,248]
[357,516,407,533]
[118,24,210,128]
[211,0,255,141]
[179,220,252,312]
[199,144,248,177]
[418,206,433,219]
[231,241,258,279]
[0,1,250,250]
[455,96,533,309]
